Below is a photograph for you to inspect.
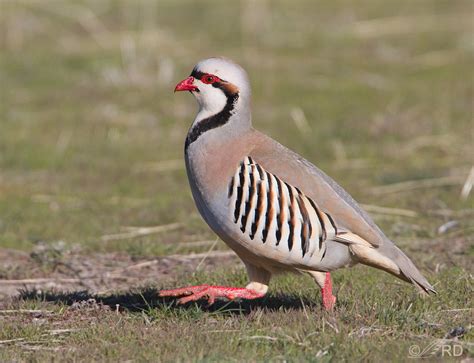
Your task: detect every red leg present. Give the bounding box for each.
[321,272,336,311]
[159,284,264,305]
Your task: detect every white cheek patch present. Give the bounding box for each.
[193,83,227,125]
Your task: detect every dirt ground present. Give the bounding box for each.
[0,246,240,303]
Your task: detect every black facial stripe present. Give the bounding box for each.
[190,69,205,79]
[185,70,239,150]
[190,69,235,97]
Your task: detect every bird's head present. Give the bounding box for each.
[175,57,251,121]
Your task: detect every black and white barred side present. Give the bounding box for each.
[228,156,338,262]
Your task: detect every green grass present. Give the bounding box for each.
[0,0,472,361]
[0,268,472,361]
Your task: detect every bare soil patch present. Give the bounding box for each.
[0,247,240,304]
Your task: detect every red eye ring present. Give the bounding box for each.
[201,74,218,84]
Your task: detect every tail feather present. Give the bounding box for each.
[335,232,436,294]
[381,244,437,295]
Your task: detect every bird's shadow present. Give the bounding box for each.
[19,287,320,315]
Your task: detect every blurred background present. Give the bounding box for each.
[0,1,473,360]
[0,0,472,283]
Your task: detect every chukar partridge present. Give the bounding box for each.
[160,57,435,310]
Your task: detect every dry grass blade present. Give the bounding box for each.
[107,260,160,276]
[290,107,312,135]
[460,166,474,200]
[0,329,79,349]
[108,249,235,277]
[0,278,81,285]
[167,250,235,261]
[240,335,278,342]
[370,175,465,195]
[101,223,182,242]
[324,318,340,333]
[0,309,52,315]
[427,208,474,217]
[360,204,418,217]
[47,329,79,336]
[18,345,63,352]
[176,240,217,248]
[194,238,219,272]
[0,338,26,345]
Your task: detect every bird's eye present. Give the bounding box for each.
[201,74,217,84]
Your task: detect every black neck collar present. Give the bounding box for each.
[185,70,239,150]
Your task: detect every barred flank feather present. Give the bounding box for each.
[228,156,336,260]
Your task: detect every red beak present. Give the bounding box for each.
[174,76,198,92]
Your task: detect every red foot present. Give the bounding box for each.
[321,272,336,311]
[159,285,264,305]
